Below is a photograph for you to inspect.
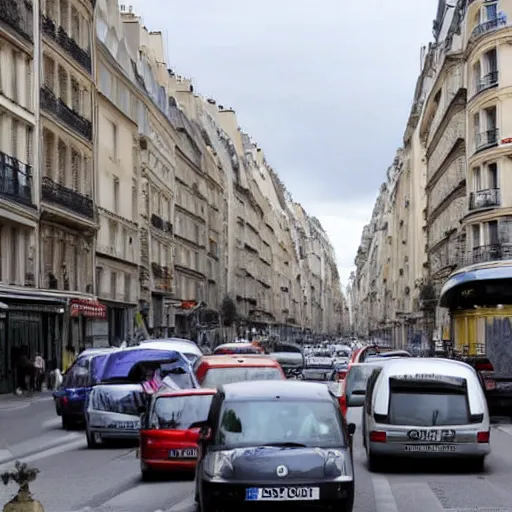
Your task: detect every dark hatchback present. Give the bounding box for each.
[195,380,355,511]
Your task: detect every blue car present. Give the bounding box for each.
[53,348,116,429]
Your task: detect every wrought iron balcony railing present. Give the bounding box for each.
[477,70,499,92]
[151,262,170,280]
[0,151,34,207]
[0,0,33,40]
[475,128,498,151]
[41,176,94,219]
[40,87,92,140]
[150,213,173,235]
[42,16,91,73]
[469,188,500,210]
[470,15,507,41]
[466,243,512,266]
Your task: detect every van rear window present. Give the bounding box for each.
[388,388,469,426]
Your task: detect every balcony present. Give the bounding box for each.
[470,15,507,42]
[0,151,34,208]
[151,262,172,292]
[469,188,500,210]
[475,128,498,152]
[477,70,499,93]
[41,16,91,73]
[0,0,33,41]
[41,176,94,219]
[40,87,92,141]
[458,243,512,267]
[150,213,173,235]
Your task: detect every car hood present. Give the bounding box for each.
[203,446,353,482]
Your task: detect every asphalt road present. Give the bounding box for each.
[1,396,512,512]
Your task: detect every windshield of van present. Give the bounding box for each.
[150,394,213,429]
[201,367,282,387]
[388,379,470,426]
[216,400,344,449]
[346,365,379,395]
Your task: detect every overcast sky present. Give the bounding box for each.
[127,0,438,287]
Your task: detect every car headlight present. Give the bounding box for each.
[204,452,234,480]
[324,450,347,477]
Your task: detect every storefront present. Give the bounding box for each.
[98,298,136,345]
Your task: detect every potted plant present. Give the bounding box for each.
[1,461,44,512]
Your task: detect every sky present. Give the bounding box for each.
[127,0,438,288]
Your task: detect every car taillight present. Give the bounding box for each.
[337,370,347,381]
[338,394,347,417]
[61,396,68,407]
[476,362,494,372]
[370,431,387,443]
[477,431,490,443]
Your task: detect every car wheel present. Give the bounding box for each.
[141,468,155,482]
[86,429,102,449]
[61,414,70,429]
[368,452,383,472]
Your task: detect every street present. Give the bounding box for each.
[1,396,512,512]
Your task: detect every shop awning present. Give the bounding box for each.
[70,298,107,319]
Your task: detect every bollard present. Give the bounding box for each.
[1,461,44,512]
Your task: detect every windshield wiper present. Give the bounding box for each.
[261,442,307,448]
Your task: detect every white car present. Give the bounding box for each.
[362,358,490,472]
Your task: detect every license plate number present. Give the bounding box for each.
[405,444,457,452]
[246,487,320,501]
[169,448,197,459]
[407,429,441,441]
[107,421,139,429]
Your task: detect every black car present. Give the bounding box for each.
[195,380,356,511]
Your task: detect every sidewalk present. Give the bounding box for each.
[0,391,53,411]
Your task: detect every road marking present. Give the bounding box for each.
[0,438,85,470]
[496,425,512,436]
[41,417,62,429]
[372,475,399,512]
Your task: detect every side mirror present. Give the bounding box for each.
[347,423,356,436]
[199,426,213,442]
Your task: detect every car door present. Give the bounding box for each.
[54,357,93,416]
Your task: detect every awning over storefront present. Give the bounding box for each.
[439,265,512,309]
[70,298,107,319]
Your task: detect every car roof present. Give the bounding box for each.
[197,355,280,368]
[220,380,333,401]
[155,387,216,399]
[78,348,117,359]
[378,357,476,378]
[139,340,202,354]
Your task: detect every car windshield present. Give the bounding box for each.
[201,367,282,387]
[90,386,145,415]
[150,394,213,429]
[216,399,344,449]
[388,383,470,426]
[345,365,379,395]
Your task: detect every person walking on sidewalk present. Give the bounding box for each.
[33,353,46,391]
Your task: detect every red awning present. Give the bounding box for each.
[70,298,107,319]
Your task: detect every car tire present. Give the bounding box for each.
[368,452,383,472]
[61,414,70,430]
[141,468,155,482]
[86,429,102,449]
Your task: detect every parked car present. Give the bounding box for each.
[195,380,356,511]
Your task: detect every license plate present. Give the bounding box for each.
[169,448,197,459]
[405,444,456,452]
[245,487,320,501]
[407,429,442,442]
[107,421,139,429]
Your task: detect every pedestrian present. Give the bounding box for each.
[18,347,35,394]
[33,353,46,391]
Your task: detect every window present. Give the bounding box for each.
[11,50,18,103]
[26,126,33,165]
[108,120,117,160]
[11,118,18,158]
[215,399,344,449]
[473,112,480,139]
[108,219,117,248]
[99,63,111,96]
[472,167,481,191]
[484,2,497,21]
[472,224,481,248]
[485,106,497,131]
[488,220,499,244]
[195,224,200,245]
[96,267,103,295]
[484,48,498,75]
[194,251,199,270]
[473,61,481,92]
[488,162,498,189]
[124,273,131,302]
[110,271,117,299]
[113,176,119,213]
[150,395,213,430]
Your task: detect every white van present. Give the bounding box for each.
[362,358,490,472]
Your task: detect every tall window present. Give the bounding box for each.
[472,167,481,191]
[484,2,498,21]
[488,162,498,189]
[488,220,499,245]
[110,271,117,300]
[473,61,481,93]
[484,48,498,74]
[472,224,481,249]
[113,176,119,213]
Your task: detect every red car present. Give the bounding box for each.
[139,388,215,480]
[212,342,265,355]
[194,355,285,387]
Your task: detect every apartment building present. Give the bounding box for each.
[95,25,140,344]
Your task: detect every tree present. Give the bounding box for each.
[220,295,237,327]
